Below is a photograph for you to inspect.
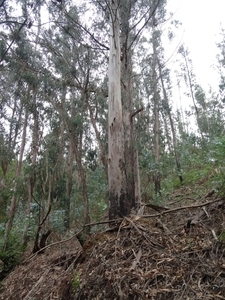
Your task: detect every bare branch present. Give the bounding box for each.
[64,9,109,51]
[129,0,160,50]
[143,198,224,218]
[130,106,144,120]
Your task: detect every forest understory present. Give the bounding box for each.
[1,177,225,300]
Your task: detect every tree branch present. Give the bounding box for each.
[64,9,109,51]
[0,18,27,63]
[0,0,7,8]
[129,0,160,50]
[130,106,144,120]
[143,198,224,218]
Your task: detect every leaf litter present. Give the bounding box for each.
[1,191,225,299]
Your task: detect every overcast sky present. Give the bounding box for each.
[166,0,225,92]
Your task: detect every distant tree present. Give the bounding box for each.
[178,45,205,144]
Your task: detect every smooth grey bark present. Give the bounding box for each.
[120,0,141,211]
[23,90,39,246]
[108,0,128,220]
[152,21,161,196]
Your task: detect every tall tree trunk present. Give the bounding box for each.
[152,21,161,196]
[73,141,90,232]
[153,90,161,195]
[108,0,128,220]
[120,0,141,210]
[23,6,42,246]
[23,90,39,246]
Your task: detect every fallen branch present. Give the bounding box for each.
[83,218,122,227]
[145,203,168,212]
[74,197,224,228]
[201,189,215,199]
[143,198,224,218]
[167,189,215,207]
[26,228,83,262]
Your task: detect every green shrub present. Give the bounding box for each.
[0,232,25,279]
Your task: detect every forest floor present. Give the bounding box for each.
[1,175,225,299]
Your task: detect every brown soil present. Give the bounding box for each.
[1,190,225,299]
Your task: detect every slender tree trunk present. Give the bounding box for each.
[64,137,74,229]
[158,62,183,183]
[23,90,39,246]
[85,88,108,178]
[23,6,42,246]
[76,146,90,228]
[3,106,28,248]
[153,90,161,195]
[182,50,205,143]
[176,77,187,137]
[198,93,210,136]
[152,22,161,196]
[0,96,22,190]
[161,110,172,154]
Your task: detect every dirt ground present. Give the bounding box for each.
[1,188,225,299]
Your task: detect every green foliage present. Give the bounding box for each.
[204,136,225,194]
[219,230,225,242]
[49,209,65,233]
[13,201,38,239]
[72,271,81,291]
[140,131,225,201]
[0,230,25,277]
[209,136,225,162]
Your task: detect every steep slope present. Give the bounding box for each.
[1,185,225,299]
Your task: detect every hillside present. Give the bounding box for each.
[1,177,225,300]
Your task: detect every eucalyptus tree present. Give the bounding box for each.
[38,4,107,229]
[158,66,183,183]
[151,12,161,195]
[178,45,205,144]
[0,0,26,211]
[0,0,193,240]
[137,0,170,195]
[217,28,225,101]
[106,0,166,218]
[1,34,34,247]
[194,85,210,137]
[194,86,225,139]
[107,0,127,220]
[1,1,62,246]
[212,30,225,135]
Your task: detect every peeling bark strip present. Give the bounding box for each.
[108,0,128,220]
